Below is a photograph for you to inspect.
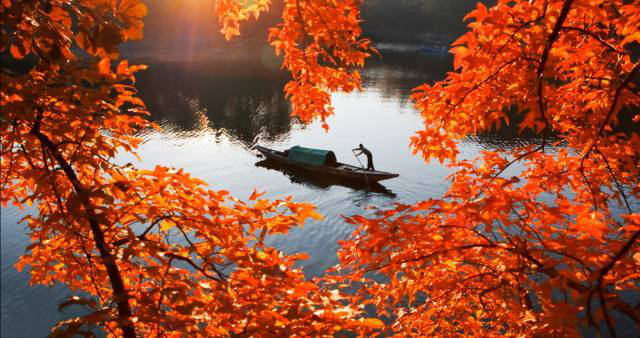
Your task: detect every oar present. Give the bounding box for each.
[249,135,261,150]
[352,149,370,190]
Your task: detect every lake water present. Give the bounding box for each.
[1,49,546,336]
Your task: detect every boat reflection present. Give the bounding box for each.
[255,159,396,196]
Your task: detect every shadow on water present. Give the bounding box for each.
[255,159,396,197]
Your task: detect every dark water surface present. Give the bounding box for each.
[2,51,539,336]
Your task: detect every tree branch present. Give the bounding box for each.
[29,108,136,338]
[536,0,575,151]
[561,26,629,56]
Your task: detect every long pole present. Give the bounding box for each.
[352,150,370,189]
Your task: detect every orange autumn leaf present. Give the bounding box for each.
[98,57,111,76]
[249,188,265,201]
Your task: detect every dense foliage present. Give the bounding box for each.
[1,1,378,336]
[331,0,640,335]
[2,0,639,336]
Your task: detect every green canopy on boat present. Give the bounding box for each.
[286,146,337,167]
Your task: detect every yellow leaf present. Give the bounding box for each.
[159,220,173,231]
[444,260,457,270]
[360,318,384,329]
[256,251,268,260]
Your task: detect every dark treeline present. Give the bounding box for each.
[361,0,494,45]
[133,0,493,57]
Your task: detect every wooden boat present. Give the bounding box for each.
[254,145,399,182]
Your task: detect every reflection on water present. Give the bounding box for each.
[362,50,454,99]
[136,60,294,146]
[255,159,396,196]
[1,50,550,336]
[466,133,545,151]
[136,51,546,152]
[135,50,466,148]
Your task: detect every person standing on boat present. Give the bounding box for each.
[353,144,375,171]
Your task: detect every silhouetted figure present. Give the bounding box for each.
[353,143,374,171]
